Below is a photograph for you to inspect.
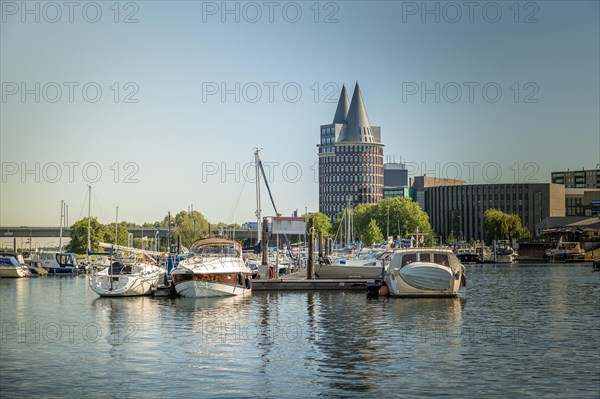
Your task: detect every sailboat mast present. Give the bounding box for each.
[87,185,91,263]
[254,148,262,244]
[115,206,119,246]
[59,200,64,250]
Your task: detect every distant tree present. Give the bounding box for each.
[168,210,209,247]
[484,209,530,243]
[361,219,384,246]
[446,230,457,244]
[353,197,433,244]
[303,212,332,237]
[65,217,107,254]
[103,222,130,247]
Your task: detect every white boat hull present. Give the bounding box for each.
[174,279,250,298]
[90,266,163,297]
[0,265,30,278]
[385,262,461,297]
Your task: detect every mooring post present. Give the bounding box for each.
[261,217,269,279]
[307,218,314,280]
[318,231,323,260]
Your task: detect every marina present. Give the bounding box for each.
[1,262,598,398]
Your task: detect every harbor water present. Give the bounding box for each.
[1,263,599,398]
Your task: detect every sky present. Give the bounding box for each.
[1,0,599,229]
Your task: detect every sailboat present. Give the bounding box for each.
[87,190,165,296]
[89,243,165,297]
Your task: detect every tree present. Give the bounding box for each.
[446,230,457,244]
[484,209,531,243]
[66,217,107,254]
[103,222,131,247]
[168,210,209,247]
[361,219,384,246]
[352,197,434,245]
[303,212,332,237]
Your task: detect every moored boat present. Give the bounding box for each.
[90,260,164,297]
[495,240,515,263]
[384,248,466,297]
[452,242,480,264]
[316,250,392,279]
[0,253,31,278]
[171,238,252,298]
[33,251,80,274]
[545,241,585,262]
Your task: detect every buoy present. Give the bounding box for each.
[378,285,389,296]
[245,275,252,289]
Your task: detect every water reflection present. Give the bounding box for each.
[0,264,598,398]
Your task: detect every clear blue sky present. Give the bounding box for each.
[1,0,599,227]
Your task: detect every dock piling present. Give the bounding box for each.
[307,218,314,280]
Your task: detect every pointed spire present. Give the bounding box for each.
[332,84,350,124]
[342,82,372,142]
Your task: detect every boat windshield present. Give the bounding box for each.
[400,252,450,267]
[191,245,239,257]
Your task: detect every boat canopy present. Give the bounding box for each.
[189,238,242,256]
[0,256,19,267]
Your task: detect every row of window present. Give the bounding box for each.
[321,164,382,174]
[319,145,383,155]
[321,127,335,135]
[321,155,382,166]
[321,175,383,184]
[320,185,381,195]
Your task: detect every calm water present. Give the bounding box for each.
[1,264,599,398]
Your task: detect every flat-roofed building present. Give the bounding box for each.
[425,183,565,241]
[551,168,599,188]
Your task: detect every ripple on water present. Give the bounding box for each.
[0,264,599,398]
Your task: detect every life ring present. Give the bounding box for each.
[245,275,252,289]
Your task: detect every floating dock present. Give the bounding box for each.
[252,278,373,291]
[251,269,374,291]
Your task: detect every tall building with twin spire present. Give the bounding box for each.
[318,83,384,220]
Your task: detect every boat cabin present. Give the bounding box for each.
[389,249,460,273]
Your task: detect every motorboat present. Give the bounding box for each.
[316,250,393,279]
[545,241,585,262]
[171,238,253,298]
[451,242,480,264]
[33,251,80,274]
[0,253,31,278]
[25,259,48,276]
[495,240,515,263]
[89,259,164,297]
[384,248,466,297]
